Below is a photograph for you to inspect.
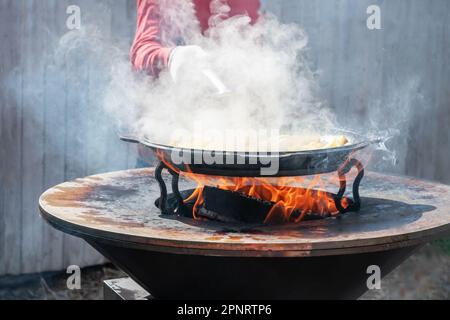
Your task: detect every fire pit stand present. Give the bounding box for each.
[155,158,365,217]
[154,161,183,214]
[39,168,450,299]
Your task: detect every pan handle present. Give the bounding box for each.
[119,133,140,144]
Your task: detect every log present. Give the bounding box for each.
[201,186,272,224]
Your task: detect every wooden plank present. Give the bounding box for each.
[20,0,46,274]
[400,0,445,181]
[0,0,24,275]
[125,0,140,169]
[423,1,449,183]
[433,0,450,184]
[104,0,131,173]
[40,0,69,273]
[0,0,4,272]
[84,0,114,176]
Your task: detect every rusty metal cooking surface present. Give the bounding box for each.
[39,169,450,257]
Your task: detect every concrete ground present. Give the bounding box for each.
[0,243,449,300]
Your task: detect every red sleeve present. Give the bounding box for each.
[130,0,173,76]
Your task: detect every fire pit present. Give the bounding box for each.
[39,168,450,299]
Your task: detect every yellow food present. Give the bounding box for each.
[169,133,349,152]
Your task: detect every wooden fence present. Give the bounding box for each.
[1,0,449,275]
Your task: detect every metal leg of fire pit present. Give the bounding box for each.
[154,161,184,214]
[334,158,365,214]
[170,171,184,205]
[155,162,168,213]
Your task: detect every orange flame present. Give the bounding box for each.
[184,174,349,224]
[155,150,350,224]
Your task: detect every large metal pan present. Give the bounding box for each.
[120,133,379,177]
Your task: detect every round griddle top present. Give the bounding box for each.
[39,168,450,257]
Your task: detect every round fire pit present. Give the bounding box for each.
[39,169,450,299]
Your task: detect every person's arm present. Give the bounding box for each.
[130,0,173,76]
[131,0,228,94]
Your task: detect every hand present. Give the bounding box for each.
[168,45,231,96]
[168,45,208,83]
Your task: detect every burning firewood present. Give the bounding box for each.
[200,186,271,224]
[196,186,346,224]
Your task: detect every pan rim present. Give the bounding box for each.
[137,132,378,158]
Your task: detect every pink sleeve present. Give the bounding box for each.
[130,0,172,76]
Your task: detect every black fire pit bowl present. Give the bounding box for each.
[87,237,418,300]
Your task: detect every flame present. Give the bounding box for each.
[184,174,349,224]
[155,150,350,224]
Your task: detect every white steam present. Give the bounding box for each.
[103,2,337,148]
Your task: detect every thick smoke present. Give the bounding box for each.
[104,0,337,149]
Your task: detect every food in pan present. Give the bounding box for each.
[169,133,350,152]
[277,134,348,152]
